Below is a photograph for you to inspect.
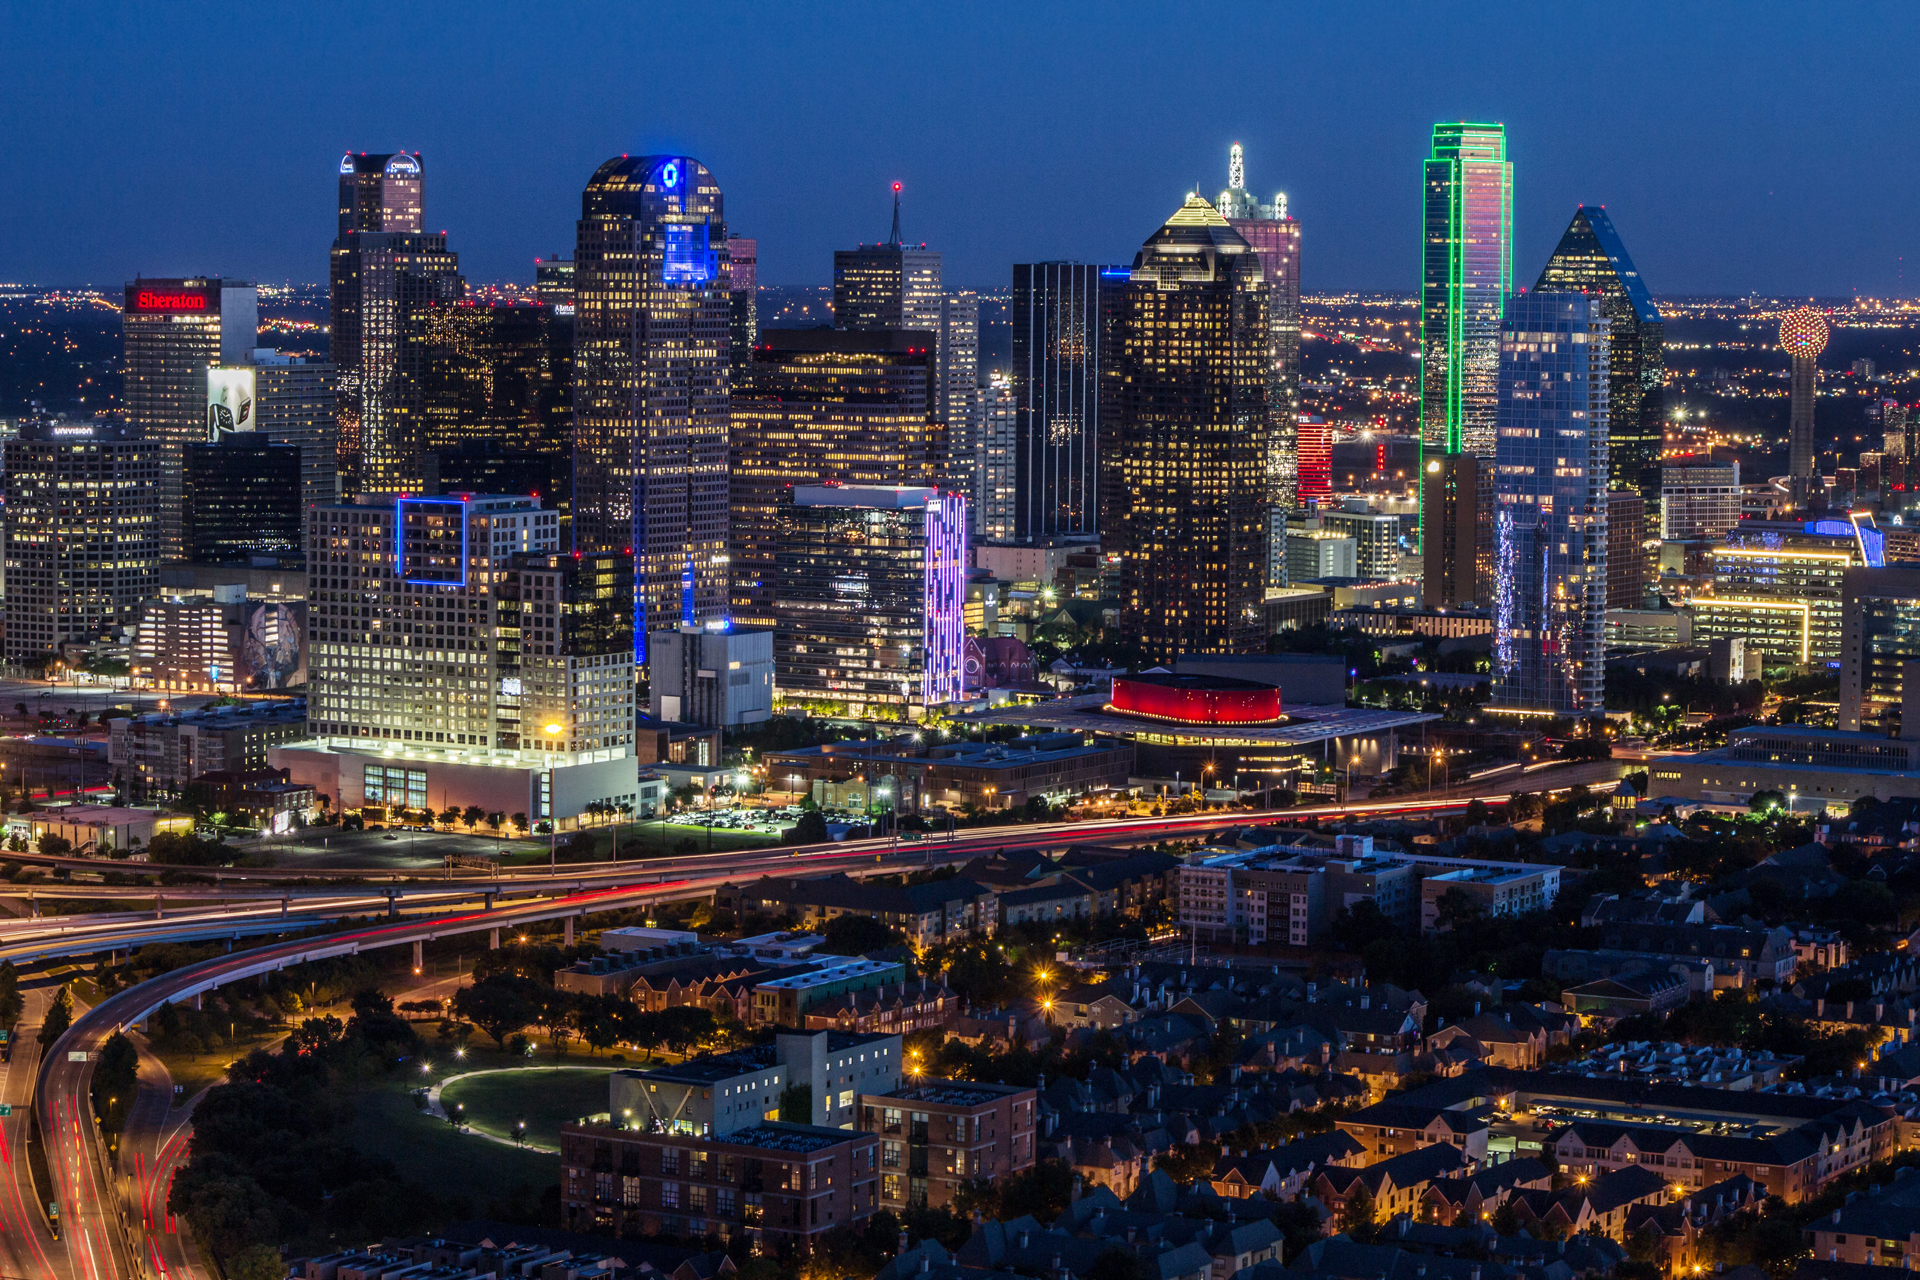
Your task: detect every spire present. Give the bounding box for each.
[1229,143,1245,191]
[888,181,903,247]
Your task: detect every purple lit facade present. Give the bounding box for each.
[922,491,968,707]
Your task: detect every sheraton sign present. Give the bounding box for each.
[128,289,208,312]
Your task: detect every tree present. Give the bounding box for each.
[659,1005,715,1058]
[0,960,23,1027]
[790,810,829,844]
[437,808,460,829]
[1749,789,1787,815]
[821,914,899,956]
[462,805,486,829]
[1338,1184,1380,1243]
[452,981,537,1048]
[38,983,73,1046]
[486,812,505,834]
[226,1244,286,1280]
[1491,1199,1522,1236]
[1433,887,1484,932]
[37,832,71,857]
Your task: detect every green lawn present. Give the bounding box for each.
[494,821,781,867]
[338,1072,564,1209]
[440,1066,618,1149]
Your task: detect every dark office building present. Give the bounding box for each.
[572,154,732,655]
[410,300,572,457]
[726,236,758,379]
[1011,263,1117,540]
[1534,206,1665,506]
[728,329,940,626]
[429,442,569,517]
[184,436,303,566]
[1607,489,1647,611]
[534,254,574,312]
[330,151,464,496]
[1423,451,1484,607]
[1102,196,1270,664]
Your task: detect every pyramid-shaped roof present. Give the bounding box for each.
[1534,205,1659,324]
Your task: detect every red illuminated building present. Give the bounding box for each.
[1108,672,1282,725]
[1296,416,1332,504]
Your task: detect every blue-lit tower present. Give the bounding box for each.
[1490,292,1609,716]
[572,155,731,660]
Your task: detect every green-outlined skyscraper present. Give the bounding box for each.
[1420,123,1512,458]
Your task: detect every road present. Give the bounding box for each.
[0,985,63,1280]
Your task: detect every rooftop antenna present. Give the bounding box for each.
[888,182,903,247]
[1229,142,1245,191]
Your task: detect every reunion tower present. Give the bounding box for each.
[1779,304,1829,506]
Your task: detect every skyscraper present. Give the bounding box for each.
[979,371,1017,542]
[122,277,258,558]
[572,154,732,656]
[1606,490,1646,610]
[330,152,464,496]
[728,329,940,626]
[184,435,304,565]
[4,421,162,660]
[1218,143,1302,583]
[1010,263,1114,541]
[1103,195,1270,664]
[1534,206,1665,504]
[1420,124,1513,458]
[412,301,573,458]
[1781,305,1830,507]
[288,494,640,827]
[833,186,942,332]
[253,351,340,511]
[1660,460,1741,542]
[771,485,968,719]
[725,236,758,380]
[938,291,980,494]
[1421,452,1483,606]
[1490,293,1609,716]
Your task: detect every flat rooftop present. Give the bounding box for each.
[713,1122,870,1153]
[884,1079,1028,1107]
[759,960,900,991]
[627,1047,775,1085]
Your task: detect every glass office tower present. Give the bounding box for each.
[728,329,940,626]
[572,154,732,658]
[1010,262,1115,540]
[329,152,464,496]
[1103,195,1270,664]
[1421,123,1513,459]
[1490,292,1609,716]
[1533,206,1665,505]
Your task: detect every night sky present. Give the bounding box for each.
[6,2,1917,296]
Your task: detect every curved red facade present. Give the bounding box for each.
[1109,676,1282,725]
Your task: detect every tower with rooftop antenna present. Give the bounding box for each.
[1215,143,1302,588]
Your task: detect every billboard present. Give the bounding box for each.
[207,365,256,439]
[237,602,307,690]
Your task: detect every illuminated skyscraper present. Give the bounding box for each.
[1218,143,1302,584]
[771,485,968,719]
[4,421,161,660]
[1103,195,1270,664]
[1534,206,1665,505]
[1490,293,1609,716]
[1010,262,1116,539]
[572,154,732,656]
[1420,123,1512,459]
[122,277,258,558]
[938,291,980,492]
[1780,306,1830,507]
[329,152,465,496]
[728,329,940,626]
[411,301,573,460]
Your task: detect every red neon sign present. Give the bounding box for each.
[133,291,207,311]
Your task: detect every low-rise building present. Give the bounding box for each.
[559,1119,878,1251]
[1561,972,1690,1018]
[108,699,308,798]
[130,585,307,694]
[725,873,998,947]
[1804,1168,1920,1265]
[6,804,192,856]
[608,1030,901,1138]
[858,1079,1037,1212]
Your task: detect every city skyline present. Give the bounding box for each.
[7,7,1920,296]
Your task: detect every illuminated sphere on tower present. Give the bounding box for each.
[1778,306,1829,359]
